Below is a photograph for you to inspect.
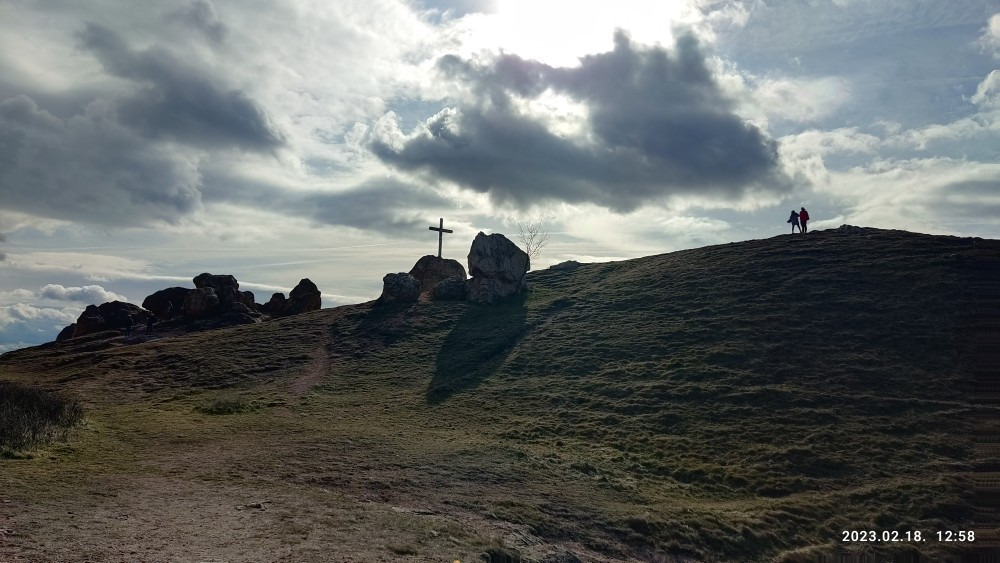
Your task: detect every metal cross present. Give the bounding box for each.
[428,218,452,258]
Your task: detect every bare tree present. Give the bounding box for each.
[515,220,550,264]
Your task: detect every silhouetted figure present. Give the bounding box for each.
[146,315,156,335]
[123,315,133,337]
[787,210,800,233]
[799,207,810,233]
[166,301,174,319]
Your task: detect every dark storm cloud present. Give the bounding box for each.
[200,172,453,234]
[78,23,283,151]
[372,31,788,212]
[168,0,228,44]
[0,94,202,227]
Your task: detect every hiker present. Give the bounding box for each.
[123,315,133,337]
[787,210,800,233]
[146,315,156,336]
[799,207,810,234]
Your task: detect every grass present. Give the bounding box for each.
[0,381,83,455]
[0,227,995,561]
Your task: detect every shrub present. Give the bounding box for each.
[0,381,84,453]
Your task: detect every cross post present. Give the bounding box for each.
[428,218,453,258]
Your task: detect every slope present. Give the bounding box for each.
[0,226,996,562]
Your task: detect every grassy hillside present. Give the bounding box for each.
[0,227,996,562]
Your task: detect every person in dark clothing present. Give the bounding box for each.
[146,315,156,335]
[799,207,810,233]
[787,210,800,233]
[123,315,133,337]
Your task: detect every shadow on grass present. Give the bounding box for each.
[428,294,528,403]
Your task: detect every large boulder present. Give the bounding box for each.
[193,273,239,292]
[72,301,149,338]
[431,276,468,301]
[261,292,287,316]
[466,232,529,304]
[181,287,221,319]
[141,287,192,319]
[286,278,321,315]
[377,273,421,305]
[408,255,467,293]
[56,323,76,342]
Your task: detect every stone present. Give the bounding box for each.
[548,260,580,271]
[377,273,421,304]
[836,224,866,234]
[466,232,529,304]
[286,278,321,315]
[408,255,467,293]
[72,301,150,338]
[431,276,467,301]
[141,287,192,319]
[193,273,239,291]
[56,324,76,342]
[181,287,221,319]
[261,292,287,316]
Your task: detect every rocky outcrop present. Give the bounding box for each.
[286,278,321,315]
[71,301,150,338]
[431,276,468,301]
[261,293,287,316]
[409,255,467,293]
[142,287,192,319]
[466,232,529,304]
[56,324,76,342]
[182,287,221,319]
[377,273,421,304]
[193,273,239,292]
[837,224,866,234]
[549,260,581,271]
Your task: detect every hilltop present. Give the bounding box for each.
[1,226,997,562]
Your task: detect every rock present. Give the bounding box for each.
[72,301,149,338]
[548,260,580,271]
[240,290,256,309]
[56,323,77,342]
[431,276,468,301]
[377,273,421,304]
[193,273,239,291]
[836,224,866,234]
[227,302,257,317]
[141,287,192,319]
[286,278,321,315]
[261,292,287,316]
[467,232,529,304]
[408,255,467,293]
[181,287,221,319]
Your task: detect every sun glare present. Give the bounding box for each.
[463,0,689,67]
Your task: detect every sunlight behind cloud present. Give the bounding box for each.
[458,0,689,66]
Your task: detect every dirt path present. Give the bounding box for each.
[290,331,331,397]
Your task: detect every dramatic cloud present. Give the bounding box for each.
[200,173,456,234]
[373,31,789,212]
[980,13,1000,58]
[0,94,202,227]
[168,0,228,44]
[77,23,283,151]
[39,284,128,303]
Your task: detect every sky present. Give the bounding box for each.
[1,0,998,352]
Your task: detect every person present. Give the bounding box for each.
[799,207,810,234]
[123,315,133,338]
[787,210,800,234]
[146,315,156,335]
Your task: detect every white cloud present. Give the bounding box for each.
[971,70,1000,108]
[0,303,81,352]
[979,13,1000,58]
[753,76,853,123]
[39,284,128,303]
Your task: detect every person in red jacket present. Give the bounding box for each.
[799,207,810,233]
